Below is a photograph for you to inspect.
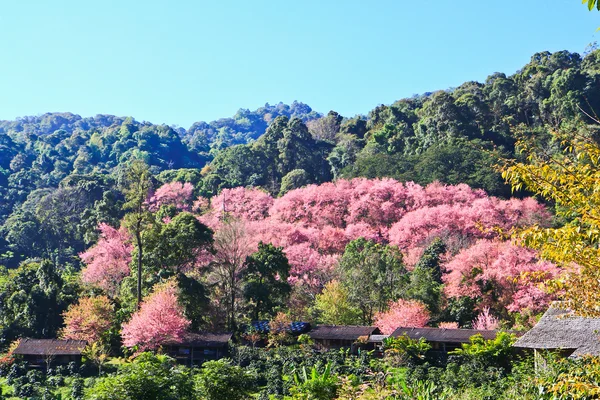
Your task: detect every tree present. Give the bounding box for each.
[121,160,153,307]
[402,238,446,315]
[61,295,114,343]
[501,125,600,316]
[279,169,310,196]
[210,219,254,330]
[443,239,559,316]
[144,212,213,274]
[312,280,361,325]
[121,280,190,351]
[80,223,132,297]
[374,299,430,335]
[0,260,77,342]
[82,341,110,375]
[337,238,407,324]
[147,182,194,212]
[243,242,291,320]
[472,307,499,330]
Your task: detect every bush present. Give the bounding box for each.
[194,359,256,400]
[86,353,195,400]
[71,377,84,400]
[287,363,339,400]
[5,362,26,385]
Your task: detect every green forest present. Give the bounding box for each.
[2,49,599,269]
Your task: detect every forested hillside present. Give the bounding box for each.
[1,49,598,271]
[1,47,600,399]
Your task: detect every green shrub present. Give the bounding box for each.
[194,359,256,400]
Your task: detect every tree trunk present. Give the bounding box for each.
[230,271,236,330]
[136,221,143,308]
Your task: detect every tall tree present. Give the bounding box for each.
[403,238,446,315]
[121,160,153,307]
[243,242,291,320]
[337,238,407,324]
[210,219,253,330]
[502,124,600,316]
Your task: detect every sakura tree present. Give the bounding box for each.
[61,295,114,343]
[472,307,500,330]
[443,239,560,314]
[374,299,430,335]
[208,187,274,221]
[80,223,132,297]
[121,280,190,351]
[147,182,194,212]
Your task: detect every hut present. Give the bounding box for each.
[12,339,87,369]
[308,325,381,353]
[367,334,390,356]
[390,326,500,354]
[514,304,600,365]
[163,332,232,366]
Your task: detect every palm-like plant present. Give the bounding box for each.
[288,362,339,400]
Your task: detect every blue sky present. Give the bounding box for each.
[0,0,598,128]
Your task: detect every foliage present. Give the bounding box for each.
[86,352,195,400]
[287,363,339,400]
[374,299,430,335]
[449,332,517,368]
[0,260,78,345]
[61,295,114,343]
[383,335,432,365]
[121,280,190,351]
[502,123,600,316]
[338,238,407,324]
[583,0,600,11]
[194,359,256,400]
[313,280,362,325]
[243,242,291,320]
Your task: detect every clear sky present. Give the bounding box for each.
[0,0,598,128]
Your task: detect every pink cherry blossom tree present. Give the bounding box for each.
[443,239,560,314]
[147,182,194,212]
[121,280,190,351]
[374,299,430,335]
[80,223,132,296]
[472,307,499,330]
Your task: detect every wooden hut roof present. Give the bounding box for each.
[308,325,381,341]
[514,304,600,357]
[12,339,87,356]
[163,332,232,347]
[391,327,500,343]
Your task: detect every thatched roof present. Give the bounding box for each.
[308,325,381,341]
[13,339,87,356]
[391,327,500,343]
[514,304,600,357]
[163,332,232,348]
